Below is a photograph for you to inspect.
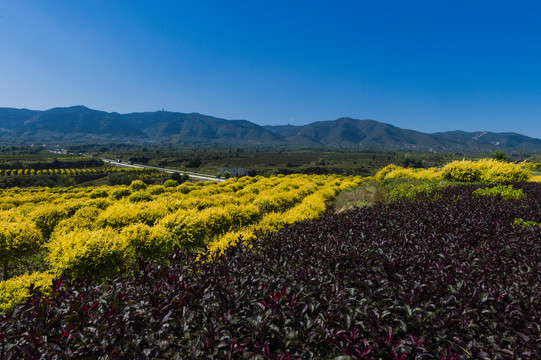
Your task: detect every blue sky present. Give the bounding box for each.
[1,1,540,138]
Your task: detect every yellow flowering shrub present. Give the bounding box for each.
[52,206,102,236]
[29,204,70,239]
[45,228,134,279]
[442,159,531,183]
[226,204,261,227]
[376,165,443,181]
[478,160,531,183]
[159,208,210,248]
[121,223,172,259]
[129,179,147,191]
[207,228,257,254]
[376,159,531,184]
[0,219,43,278]
[110,187,131,200]
[95,200,168,229]
[95,202,142,228]
[0,271,54,311]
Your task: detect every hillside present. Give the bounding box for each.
[0,106,540,152]
[264,117,541,151]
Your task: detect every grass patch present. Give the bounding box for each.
[332,179,384,211]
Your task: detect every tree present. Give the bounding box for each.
[493,150,507,161]
[170,172,189,183]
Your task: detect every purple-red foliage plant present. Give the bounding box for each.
[0,183,540,359]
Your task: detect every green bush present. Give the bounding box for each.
[514,218,541,228]
[473,185,526,200]
[383,179,444,202]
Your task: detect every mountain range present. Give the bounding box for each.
[0,106,540,152]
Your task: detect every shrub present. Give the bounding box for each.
[129,179,147,191]
[374,164,399,181]
[129,191,152,203]
[120,223,172,259]
[473,184,526,200]
[52,206,102,235]
[0,220,43,280]
[514,218,541,228]
[442,159,531,183]
[383,179,444,202]
[110,187,131,200]
[88,188,108,199]
[147,185,165,195]
[0,271,54,311]
[45,228,134,279]
[163,179,178,188]
[492,150,507,161]
[441,160,483,182]
[28,204,69,239]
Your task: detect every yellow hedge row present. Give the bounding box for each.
[375,159,532,184]
[0,174,364,311]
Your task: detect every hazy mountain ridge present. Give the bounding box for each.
[0,106,540,151]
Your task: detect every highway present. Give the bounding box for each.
[101,158,226,182]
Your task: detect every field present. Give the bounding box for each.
[77,145,461,177]
[0,158,540,358]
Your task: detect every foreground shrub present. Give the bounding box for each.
[28,204,69,239]
[120,223,172,259]
[0,271,54,311]
[0,220,43,280]
[1,183,540,358]
[45,228,134,279]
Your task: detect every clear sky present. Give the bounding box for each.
[1,1,540,138]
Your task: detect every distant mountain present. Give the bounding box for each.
[264,118,439,148]
[0,106,540,152]
[0,106,281,145]
[431,130,541,150]
[124,111,282,144]
[264,118,541,152]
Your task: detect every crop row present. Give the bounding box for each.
[0,174,362,310]
[0,182,539,358]
[0,167,152,176]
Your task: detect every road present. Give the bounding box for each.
[101,158,226,182]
